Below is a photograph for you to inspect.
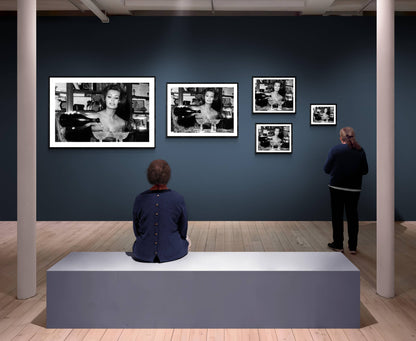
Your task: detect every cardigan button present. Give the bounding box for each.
[155,203,159,207]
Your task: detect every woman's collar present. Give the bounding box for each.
[150,184,169,191]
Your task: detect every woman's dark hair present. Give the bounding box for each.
[101,83,130,120]
[340,127,362,150]
[102,84,127,105]
[147,159,171,185]
[203,88,217,99]
[273,81,286,97]
[202,88,221,112]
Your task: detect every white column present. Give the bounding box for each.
[17,0,37,299]
[376,0,395,298]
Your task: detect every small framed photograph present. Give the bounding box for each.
[253,77,296,114]
[49,77,155,148]
[167,83,238,137]
[310,104,337,126]
[255,123,293,154]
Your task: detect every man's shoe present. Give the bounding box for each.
[349,249,357,254]
[328,242,344,252]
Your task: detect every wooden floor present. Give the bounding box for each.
[0,221,415,341]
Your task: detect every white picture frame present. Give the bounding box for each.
[253,77,296,114]
[167,83,238,137]
[255,123,293,154]
[49,77,155,148]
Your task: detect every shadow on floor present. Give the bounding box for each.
[32,307,46,328]
[360,302,377,328]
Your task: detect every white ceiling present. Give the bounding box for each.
[1,0,415,17]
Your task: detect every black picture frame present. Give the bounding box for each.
[310,104,337,126]
[167,83,238,137]
[255,123,293,154]
[253,77,296,114]
[49,77,155,148]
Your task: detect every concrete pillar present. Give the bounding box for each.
[376,0,395,298]
[17,0,37,299]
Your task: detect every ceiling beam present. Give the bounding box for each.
[302,0,335,15]
[78,0,109,23]
[130,10,300,16]
[67,0,85,12]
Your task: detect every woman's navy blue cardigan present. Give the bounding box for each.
[324,144,368,189]
[132,189,189,263]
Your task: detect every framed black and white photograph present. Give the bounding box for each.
[49,77,155,148]
[310,104,337,126]
[167,83,238,137]
[255,123,293,154]
[253,77,296,114]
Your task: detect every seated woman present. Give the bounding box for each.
[132,160,190,263]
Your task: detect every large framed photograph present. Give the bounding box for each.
[255,123,293,154]
[49,77,155,148]
[167,83,238,137]
[310,104,337,126]
[253,77,296,113]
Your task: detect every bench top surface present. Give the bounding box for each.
[48,252,359,272]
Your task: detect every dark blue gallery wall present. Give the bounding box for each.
[35,16,377,221]
[1,16,414,221]
[0,17,17,221]
[395,19,416,221]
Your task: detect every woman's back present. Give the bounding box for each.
[132,160,189,263]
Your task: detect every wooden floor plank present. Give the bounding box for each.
[343,328,368,341]
[275,329,296,341]
[28,327,57,341]
[225,328,259,341]
[257,328,278,341]
[207,328,225,341]
[231,221,245,251]
[194,221,209,251]
[188,328,208,341]
[325,329,349,341]
[99,329,123,341]
[64,329,90,341]
[292,329,314,341]
[309,329,331,341]
[154,329,175,341]
[80,328,106,341]
[214,221,225,252]
[206,221,217,252]
[171,328,191,341]
[359,324,387,341]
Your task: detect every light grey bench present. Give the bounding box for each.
[47,251,360,328]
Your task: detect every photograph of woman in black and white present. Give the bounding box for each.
[167,83,238,137]
[310,104,337,126]
[256,124,292,153]
[253,77,296,114]
[50,77,155,148]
